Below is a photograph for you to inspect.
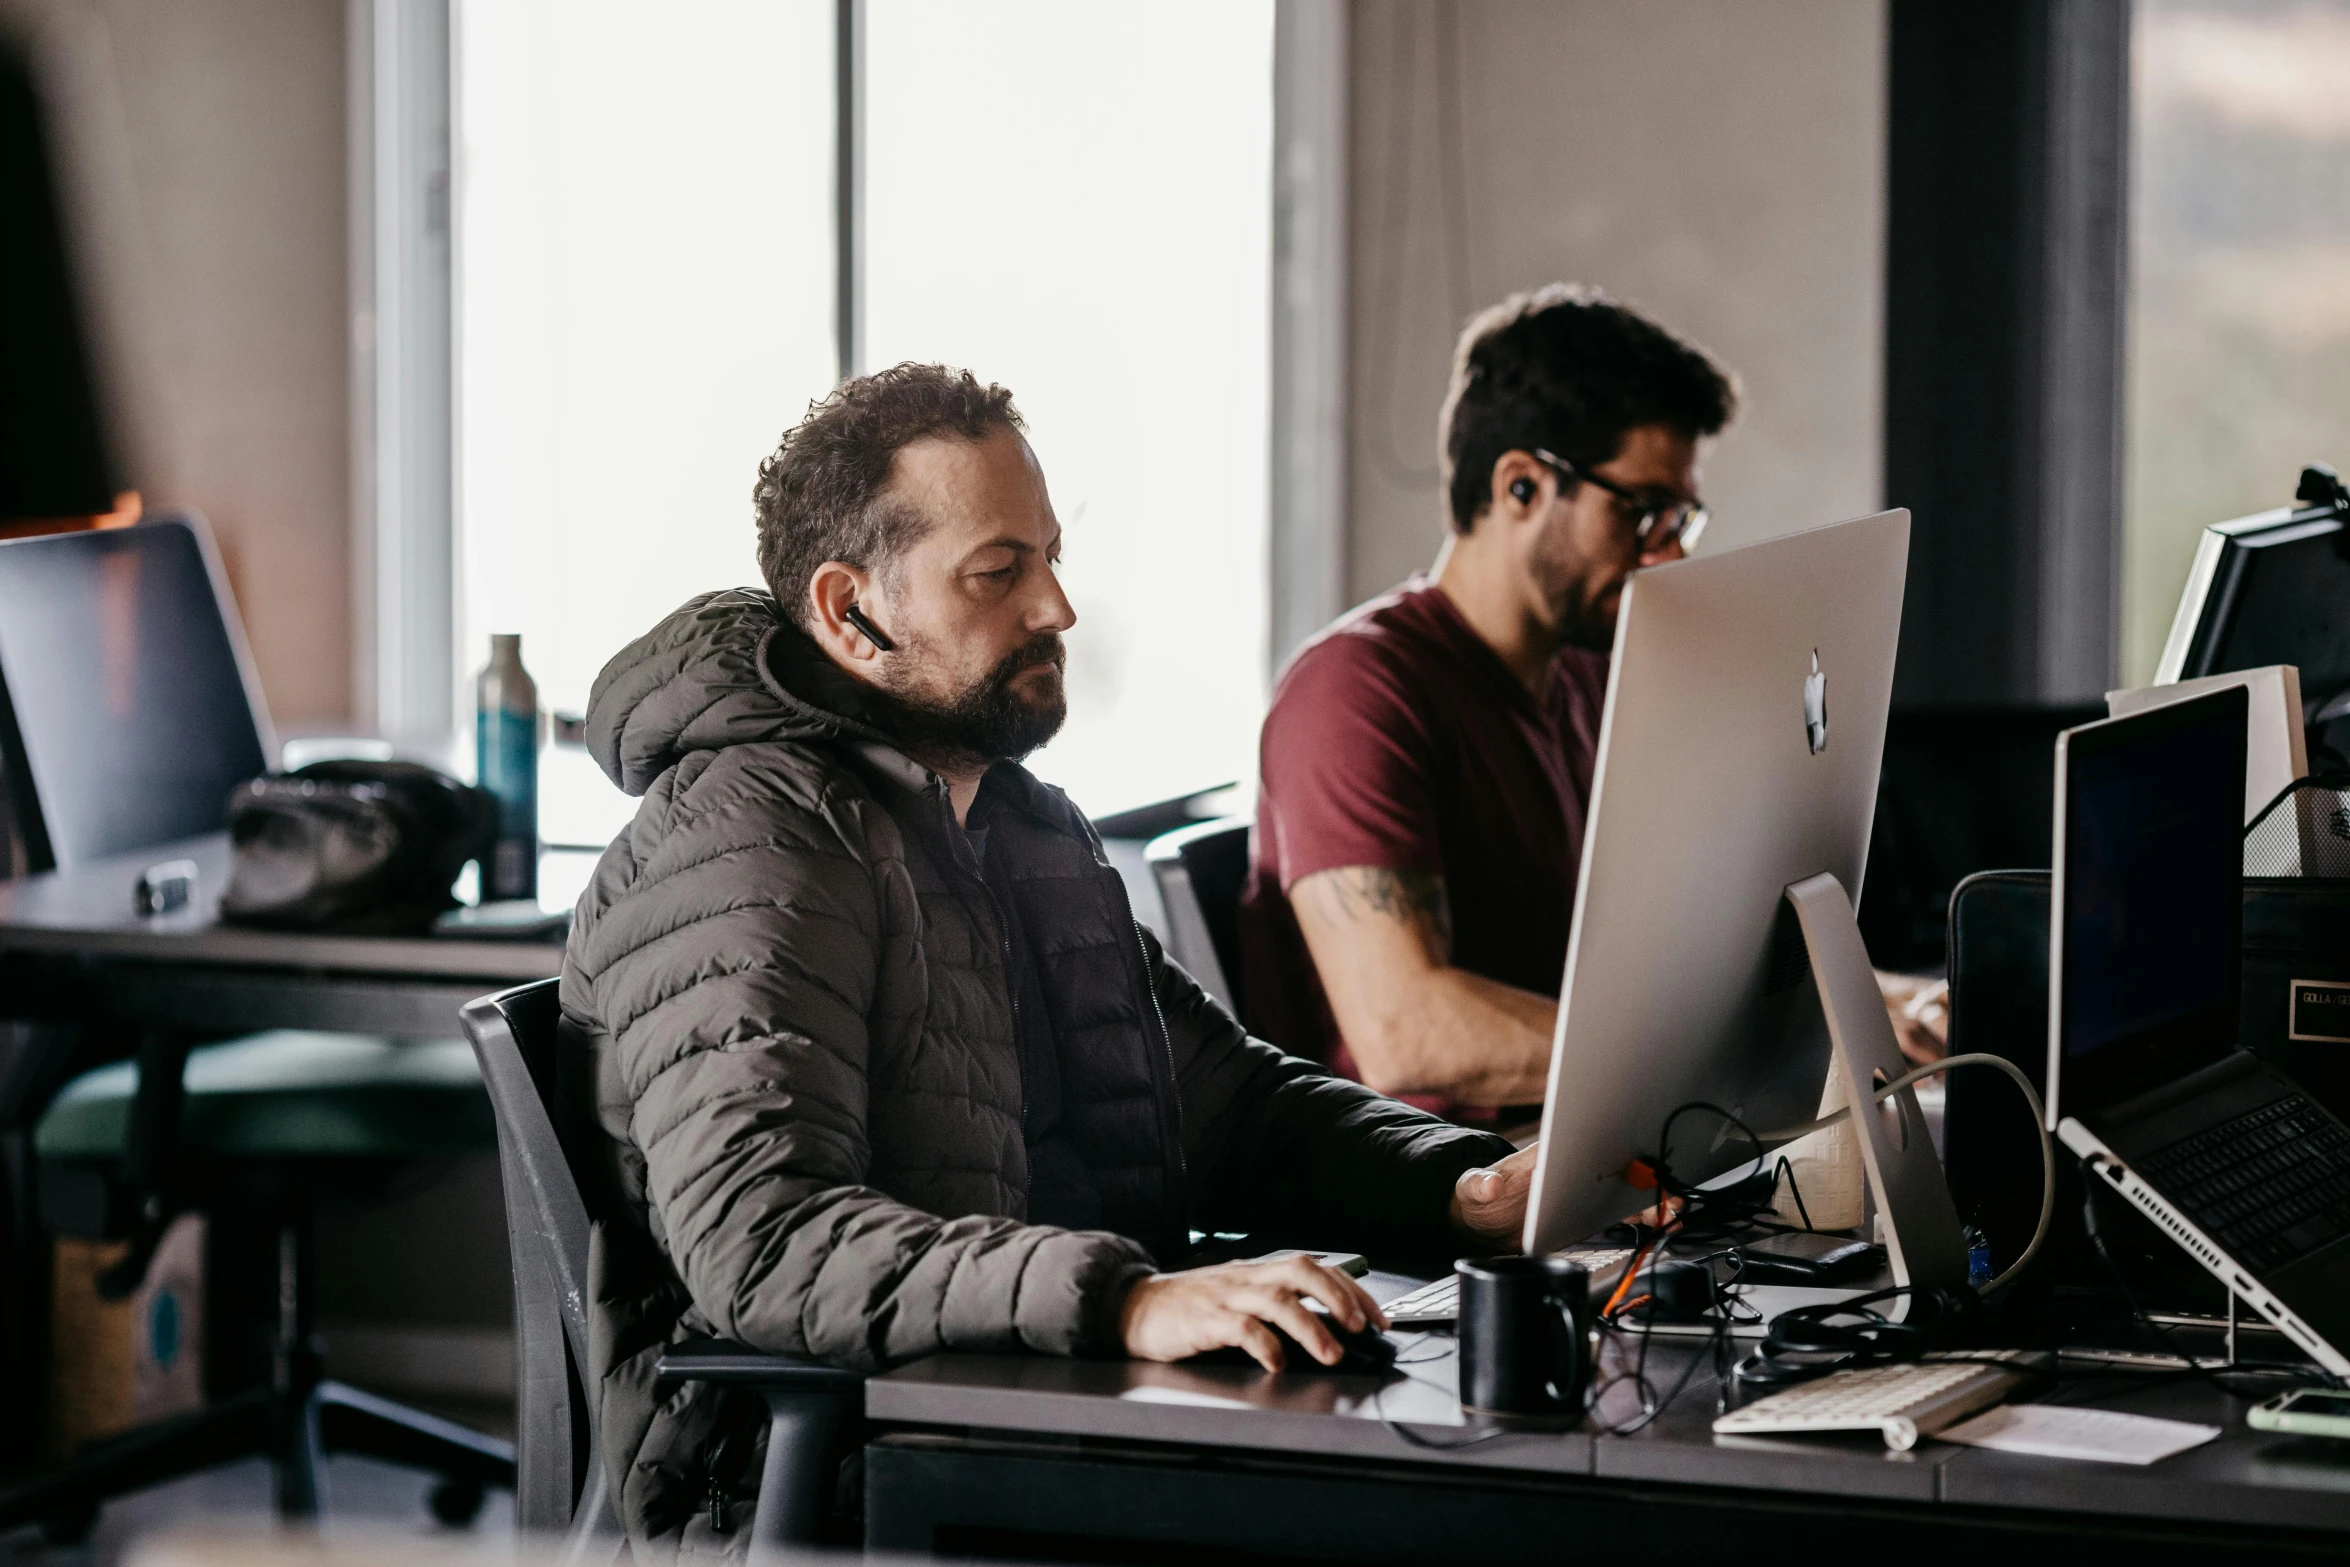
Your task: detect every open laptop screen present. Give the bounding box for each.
[2055,686,2246,1118]
[0,518,269,868]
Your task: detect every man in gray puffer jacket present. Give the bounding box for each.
[560,364,1536,1557]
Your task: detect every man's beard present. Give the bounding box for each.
[1557,582,1621,653]
[1539,549,1625,654]
[1532,519,1632,654]
[864,631,1068,771]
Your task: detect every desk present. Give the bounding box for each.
[0,832,583,1475]
[863,1271,2350,1563]
[0,832,583,1035]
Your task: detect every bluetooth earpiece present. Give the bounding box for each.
[842,603,896,653]
[1510,476,1537,505]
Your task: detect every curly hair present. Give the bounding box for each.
[752,363,1024,626]
[1439,284,1738,534]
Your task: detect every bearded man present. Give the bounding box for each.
[559,363,1535,1557]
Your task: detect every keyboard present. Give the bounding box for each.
[2136,1096,2350,1272]
[1712,1359,2025,1451]
[1384,1247,1635,1325]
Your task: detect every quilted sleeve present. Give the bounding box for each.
[571,747,1153,1369]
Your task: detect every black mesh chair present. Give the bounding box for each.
[459,981,865,1550]
[1145,818,1251,1016]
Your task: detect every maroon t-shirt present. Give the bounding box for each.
[1239,579,1609,1121]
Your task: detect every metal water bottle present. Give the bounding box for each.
[475,633,539,901]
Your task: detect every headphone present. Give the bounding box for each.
[1510,475,1538,505]
[1734,1283,1977,1386]
[842,603,896,652]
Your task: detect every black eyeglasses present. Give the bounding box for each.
[1531,448,1709,555]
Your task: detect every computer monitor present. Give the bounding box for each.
[2047,687,2246,1125]
[0,515,274,869]
[1524,510,1953,1271]
[2154,464,2350,767]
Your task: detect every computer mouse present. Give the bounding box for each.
[1194,1318,1399,1374]
[1289,1318,1400,1373]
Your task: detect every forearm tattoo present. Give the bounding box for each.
[1306,866,1454,956]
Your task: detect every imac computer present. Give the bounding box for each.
[2155,462,2350,767]
[1522,508,1966,1295]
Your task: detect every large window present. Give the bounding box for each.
[864,1,1274,817]
[2123,0,2350,683]
[454,1,1275,836]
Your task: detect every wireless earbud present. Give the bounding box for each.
[842,603,896,653]
[1510,476,1537,505]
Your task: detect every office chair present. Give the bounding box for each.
[1145,818,1251,1016]
[0,1032,518,1541]
[460,980,865,1548]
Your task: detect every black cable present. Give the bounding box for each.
[1593,1244,1753,1434]
[1772,1155,1816,1232]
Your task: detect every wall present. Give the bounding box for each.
[1343,0,1888,605]
[4,0,352,727]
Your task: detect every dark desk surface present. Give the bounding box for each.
[0,832,582,979]
[869,1270,2350,1542]
[0,832,583,1033]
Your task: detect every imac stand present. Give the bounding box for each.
[1783,873,1970,1312]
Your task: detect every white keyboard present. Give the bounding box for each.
[1384,1247,1635,1325]
[1712,1359,2026,1451]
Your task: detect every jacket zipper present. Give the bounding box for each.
[1132,917,1187,1178]
[703,1429,739,1535]
[945,784,1026,1125]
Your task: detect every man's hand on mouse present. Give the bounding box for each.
[1117,1255,1388,1372]
[1450,1143,1539,1248]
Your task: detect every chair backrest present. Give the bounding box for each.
[460,978,603,1537]
[1145,818,1251,1016]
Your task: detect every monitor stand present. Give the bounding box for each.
[1784,872,1970,1317]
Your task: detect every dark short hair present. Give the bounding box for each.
[753,363,1023,625]
[1439,285,1737,534]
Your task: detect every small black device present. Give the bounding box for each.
[1510,476,1537,504]
[842,603,896,652]
[1737,1231,1881,1283]
[1611,1256,1718,1324]
[1192,1315,1397,1375]
[1456,1255,1592,1416]
[1288,1318,1397,1374]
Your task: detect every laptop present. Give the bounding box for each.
[0,514,273,870]
[2050,685,2350,1376]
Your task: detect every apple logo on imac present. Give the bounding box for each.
[1804,651,1829,755]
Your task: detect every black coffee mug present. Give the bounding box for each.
[1456,1256,1591,1416]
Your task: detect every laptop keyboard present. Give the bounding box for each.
[2137,1096,2350,1272]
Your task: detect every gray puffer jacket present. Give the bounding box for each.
[559,590,1513,1558]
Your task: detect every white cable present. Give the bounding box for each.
[1761,1052,2054,1295]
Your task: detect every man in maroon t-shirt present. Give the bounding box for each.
[1243,286,1949,1127]
[1240,286,1734,1126]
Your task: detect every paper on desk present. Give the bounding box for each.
[1938,1404,2220,1465]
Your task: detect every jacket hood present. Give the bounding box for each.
[585,589,908,796]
